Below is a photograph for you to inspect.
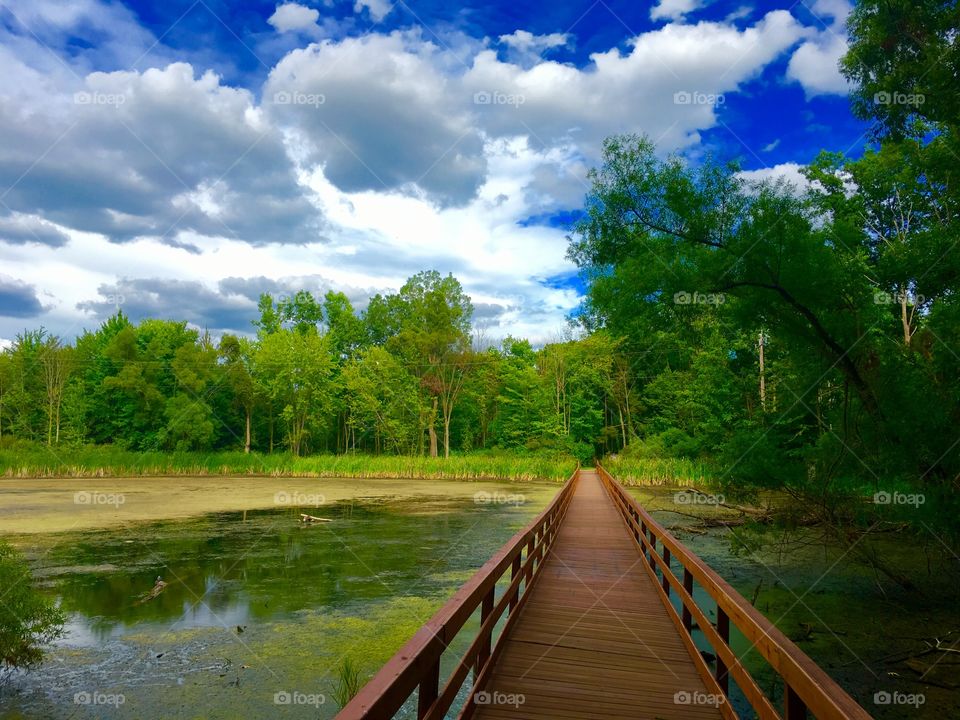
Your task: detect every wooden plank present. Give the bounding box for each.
[470,471,726,720]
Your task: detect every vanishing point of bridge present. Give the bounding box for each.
[337,467,873,720]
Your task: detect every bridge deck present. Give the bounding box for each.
[472,470,723,720]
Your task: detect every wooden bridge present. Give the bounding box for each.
[337,467,873,720]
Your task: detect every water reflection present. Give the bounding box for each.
[34,498,532,644]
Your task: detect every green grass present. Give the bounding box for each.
[602,453,714,487]
[0,442,575,482]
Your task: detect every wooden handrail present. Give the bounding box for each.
[336,466,581,720]
[596,462,873,720]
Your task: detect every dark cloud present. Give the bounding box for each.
[0,277,45,318]
[0,214,71,247]
[77,278,258,332]
[0,64,324,248]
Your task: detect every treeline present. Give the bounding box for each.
[0,272,629,463]
[569,0,960,545]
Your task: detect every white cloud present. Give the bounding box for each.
[739,162,809,191]
[354,0,393,22]
[786,0,852,97]
[268,3,321,33]
[498,30,570,66]
[650,0,707,22]
[0,1,825,342]
[762,139,780,152]
[787,32,850,96]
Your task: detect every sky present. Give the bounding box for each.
[0,0,868,345]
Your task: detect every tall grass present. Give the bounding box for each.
[0,441,574,482]
[331,657,364,708]
[602,454,714,487]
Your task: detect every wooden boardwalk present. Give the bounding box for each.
[338,465,873,720]
[471,470,723,720]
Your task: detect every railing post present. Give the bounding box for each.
[661,547,671,596]
[785,686,807,719]
[648,532,657,570]
[526,535,536,579]
[418,658,440,719]
[716,607,730,696]
[509,555,522,612]
[475,588,495,681]
[682,568,693,632]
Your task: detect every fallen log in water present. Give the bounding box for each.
[300,513,333,523]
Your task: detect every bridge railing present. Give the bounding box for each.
[336,467,581,720]
[597,462,872,720]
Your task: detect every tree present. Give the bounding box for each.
[0,541,64,674]
[219,335,256,453]
[389,271,474,458]
[39,336,73,446]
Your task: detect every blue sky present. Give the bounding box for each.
[0,0,865,343]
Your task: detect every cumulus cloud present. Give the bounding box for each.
[0,276,45,318]
[739,162,810,192]
[650,0,708,22]
[786,0,852,97]
[266,31,487,205]
[498,30,571,66]
[354,0,393,22]
[0,62,323,246]
[0,0,827,343]
[268,3,321,33]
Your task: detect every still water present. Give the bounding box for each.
[1,483,558,719]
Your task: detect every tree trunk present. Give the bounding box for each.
[244,410,251,453]
[758,330,767,411]
[899,289,912,346]
[428,397,438,457]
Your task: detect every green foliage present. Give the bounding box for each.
[0,442,575,482]
[331,657,364,708]
[0,540,65,672]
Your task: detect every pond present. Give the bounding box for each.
[0,478,560,719]
[2,478,958,719]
